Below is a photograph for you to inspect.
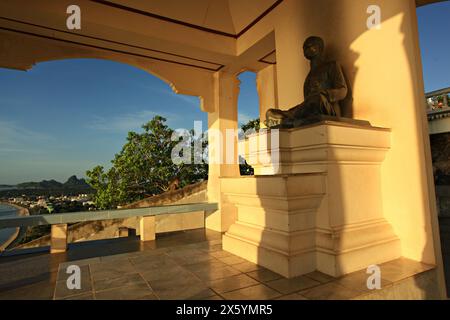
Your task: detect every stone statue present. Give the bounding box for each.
[265,36,349,128]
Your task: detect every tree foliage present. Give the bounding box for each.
[87,115,259,209]
[86,116,207,209]
[241,118,260,133]
[239,118,260,176]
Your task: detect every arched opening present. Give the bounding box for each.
[0,58,209,248]
[237,71,260,176]
[417,0,450,297]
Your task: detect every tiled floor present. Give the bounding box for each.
[0,228,437,300]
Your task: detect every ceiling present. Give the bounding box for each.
[416,0,449,7]
[92,0,281,37]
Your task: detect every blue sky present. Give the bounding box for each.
[417,1,450,92]
[0,2,449,184]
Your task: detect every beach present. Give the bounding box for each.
[0,202,28,251]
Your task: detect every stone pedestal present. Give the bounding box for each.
[223,121,401,278]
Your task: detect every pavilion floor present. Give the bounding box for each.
[0,228,439,300]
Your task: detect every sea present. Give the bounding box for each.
[0,204,18,246]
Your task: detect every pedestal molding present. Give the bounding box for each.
[223,123,401,278]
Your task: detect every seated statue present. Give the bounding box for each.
[266,36,349,128]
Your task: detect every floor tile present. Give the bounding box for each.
[94,273,146,292]
[140,265,192,282]
[232,261,261,273]
[54,275,92,299]
[90,259,136,281]
[210,250,233,259]
[130,253,178,272]
[304,271,335,284]
[276,293,308,300]
[191,265,242,281]
[203,294,224,300]
[57,265,90,282]
[335,269,392,293]
[95,283,156,300]
[246,268,283,282]
[59,257,101,269]
[222,284,281,300]
[184,259,228,273]
[61,292,94,300]
[300,282,361,300]
[266,275,320,294]
[217,255,248,265]
[148,273,214,300]
[379,258,434,283]
[207,274,259,294]
[0,278,55,300]
[201,244,223,253]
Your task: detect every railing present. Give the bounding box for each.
[426,87,450,121]
[0,202,218,253]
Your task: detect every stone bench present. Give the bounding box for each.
[0,202,218,253]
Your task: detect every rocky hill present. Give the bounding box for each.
[16,175,90,190]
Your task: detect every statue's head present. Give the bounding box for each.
[303,36,324,60]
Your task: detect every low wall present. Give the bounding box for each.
[13,181,208,250]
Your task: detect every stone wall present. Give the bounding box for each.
[124,181,207,208]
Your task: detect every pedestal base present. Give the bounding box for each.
[223,225,316,278]
[223,122,401,278]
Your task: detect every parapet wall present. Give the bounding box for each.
[12,181,208,250]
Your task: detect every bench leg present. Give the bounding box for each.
[139,216,155,241]
[51,224,68,253]
[118,227,129,238]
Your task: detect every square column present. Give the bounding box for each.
[256,65,278,128]
[51,224,68,253]
[139,216,155,241]
[206,72,241,232]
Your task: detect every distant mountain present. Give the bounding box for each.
[0,185,16,191]
[63,175,90,188]
[15,176,91,190]
[17,179,62,189]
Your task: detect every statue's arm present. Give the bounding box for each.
[325,62,348,103]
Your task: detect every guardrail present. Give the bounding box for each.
[0,202,218,253]
[426,87,450,113]
[427,108,450,121]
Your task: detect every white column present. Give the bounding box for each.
[256,65,278,127]
[206,71,240,232]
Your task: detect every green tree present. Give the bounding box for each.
[241,118,260,133]
[87,115,260,209]
[86,116,207,209]
[239,118,260,176]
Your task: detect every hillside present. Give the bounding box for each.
[0,176,93,197]
[16,176,90,190]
